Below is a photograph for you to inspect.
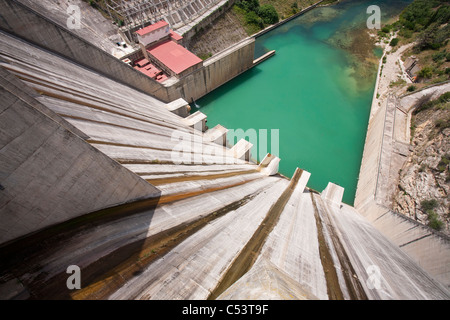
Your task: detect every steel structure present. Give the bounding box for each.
[105,0,218,32]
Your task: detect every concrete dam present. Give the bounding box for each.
[0,0,449,300]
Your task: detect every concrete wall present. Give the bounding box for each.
[0,0,171,102]
[0,67,161,246]
[354,101,386,210]
[355,83,450,289]
[163,37,255,102]
[0,0,255,104]
[360,202,450,289]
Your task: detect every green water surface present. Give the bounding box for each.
[195,0,412,205]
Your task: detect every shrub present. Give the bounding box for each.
[291,2,298,14]
[428,210,444,230]
[432,50,447,62]
[434,117,450,132]
[407,85,416,92]
[389,38,399,46]
[421,199,438,211]
[418,66,433,79]
[437,155,450,172]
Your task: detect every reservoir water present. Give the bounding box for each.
[195,0,413,205]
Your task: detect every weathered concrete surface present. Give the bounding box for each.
[1,1,449,300]
[0,68,160,245]
[0,0,257,103]
[323,199,450,299]
[218,258,319,300]
[109,178,289,299]
[0,0,171,101]
[355,80,450,288]
[255,174,329,300]
[17,0,127,56]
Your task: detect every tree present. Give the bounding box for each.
[237,0,260,12]
[258,4,279,25]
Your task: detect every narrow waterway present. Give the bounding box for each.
[195,0,412,204]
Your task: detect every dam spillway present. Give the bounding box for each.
[0,0,449,301]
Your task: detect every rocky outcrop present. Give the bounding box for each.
[187,9,248,58]
[393,97,450,235]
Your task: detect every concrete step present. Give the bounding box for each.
[228,139,253,161]
[240,169,330,299]
[208,168,308,299]
[183,111,207,132]
[258,153,280,176]
[203,124,228,146]
[312,195,450,300]
[165,98,190,117]
[321,182,345,208]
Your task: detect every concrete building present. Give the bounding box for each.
[134,20,203,81]
[0,0,449,300]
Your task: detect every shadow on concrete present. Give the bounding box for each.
[0,193,161,300]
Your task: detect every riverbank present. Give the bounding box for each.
[354,26,450,287]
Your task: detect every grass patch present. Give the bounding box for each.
[428,210,444,230]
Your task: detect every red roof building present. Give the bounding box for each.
[147,40,202,76]
[135,20,169,36]
[169,30,183,44]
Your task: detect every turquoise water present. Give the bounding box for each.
[195,0,412,205]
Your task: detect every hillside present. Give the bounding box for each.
[188,0,333,57]
[378,0,450,234]
[393,93,450,234]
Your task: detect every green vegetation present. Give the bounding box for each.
[198,52,213,60]
[382,0,450,83]
[414,92,450,114]
[421,199,438,211]
[258,4,280,24]
[420,199,444,230]
[389,38,399,47]
[389,78,406,87]
[418,66,434,78]
[411,92,449,143]
[233,0,279,34]
[437,154,450,172]
[407,85,416,92]
[428,210,444,230]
